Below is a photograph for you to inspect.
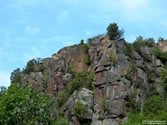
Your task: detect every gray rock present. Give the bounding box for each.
[63,88,94,123]
[156,84,165,96]
[105,71,120,84]
[110,100,125,116]
[62,73,72,82]
[117,54,130,70]
[140,46,152,56]
[92,120,103,125]
[103,119,119,125]
[156,59,164,67]
[131,51,143,60]
[114,40,127,54]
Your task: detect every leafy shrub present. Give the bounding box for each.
[10,68,22,83]
[0,83,53,125]
[74,100,87,120]
[0,86,6,96]
[100,97,110,112]
[85,55,91,65]
[87,34,103,45]
[106,23,124,40]
[80,39,84,45]
[125,61,136,81]
[70,72,94,94]
[125,90,138,112]
[80,44,90,52]
[124,113,145,125]
[159,65,167,91]
[23,58,44,74]
[125,95,167,125]
[124,43,133,56]
[56,90,68,107]
[153,48,167,63]
[108,51,116,63]
[53,117,69,125]
[56,72,94,108]
[158,37,165,42]
[67,63,74,73]
[86,72,94,90]
[143,95,167,116]
[133,36,155,52]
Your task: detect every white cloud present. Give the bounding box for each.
[0,72,11,87]
[25,25,40,34]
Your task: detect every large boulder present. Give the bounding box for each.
[63,88,94,124]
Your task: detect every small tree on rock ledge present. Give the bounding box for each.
[106,23,124,40]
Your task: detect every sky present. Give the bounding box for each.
[0,0,167,87]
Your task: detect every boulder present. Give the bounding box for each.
[63,88,94,124]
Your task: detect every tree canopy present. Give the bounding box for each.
[0,83,53,125]
[106,23,124,40]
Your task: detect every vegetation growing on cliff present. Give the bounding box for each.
[0,83,53,125]
[106,23,124,40]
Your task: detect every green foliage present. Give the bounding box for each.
[125,90,138,112]
[124,113,145,125]
[124,95,167,125]
[70,72,94,94]
[143,95,167,116]
[160,65,167,90]
[106,23,124,40]
[67,63,74,73]
[160,66,167,82]
[23,59,36,74]
[143,54,151,62]
[79,39,90,51]
[53,117,69,125]
[100,97,110,112]
[80,39,84,45]
[56,90,69,107]
[153,48,167,63]
[74,100,87,120]
[0,83,53,125]
[81,44,90,51]
[124,43,133,56]
[125,61,136,81]
[23,58,44,74]
[133,36,155,52]
[86,72,94,90]
[85,55,91,65]
[158,37,165,42]
[14,74,22,83]
[0,86,6,96]
[124,36,155,57]
[87,34,103,46]
[56,72,94,109]
[108,51,116,63]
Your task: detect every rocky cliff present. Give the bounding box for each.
[11,35,167,125]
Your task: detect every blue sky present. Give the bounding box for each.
[0,0,167,87]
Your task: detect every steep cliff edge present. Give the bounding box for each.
[11,35,167,125]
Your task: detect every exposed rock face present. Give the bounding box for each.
[12,35,166,125]
[63,88,93,125]
[157,41,167,52]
